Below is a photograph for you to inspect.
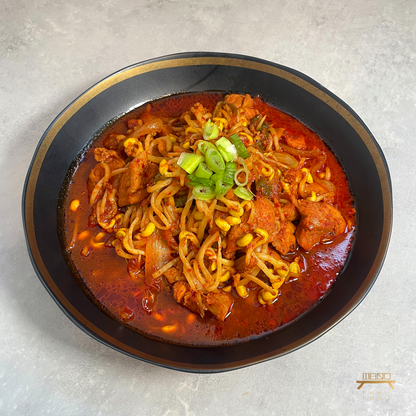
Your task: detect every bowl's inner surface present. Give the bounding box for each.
[26,54,390,371]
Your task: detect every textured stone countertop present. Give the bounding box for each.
[1,0,415,415]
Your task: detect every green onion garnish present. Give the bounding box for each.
[215,179,232,198]
[195,162,213,179]
[177,152,204,174]
[188,174,215,188]
[203,119,219,140]
[205,148,225,174]
[193,185,216,201]
[197,141,216,155]
[223,162,236,186]
[229,134,250,159]
[235,158,249,186]
[233,186,254,201]
[215,137,237,163]
[211,172,224,183]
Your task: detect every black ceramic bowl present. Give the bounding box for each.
[22,52,392,372]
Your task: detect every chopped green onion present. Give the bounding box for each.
[215,137,237,162]
[225,102,237,114]
[193,185,216,201]
[212,101,224,118]
[215,179,232,198]
[255,140,265,152]
[203,119,219,140]
[174,194,188,208]
[235,168,248,187]
[211,173,224,183]
[177,152,204,174]
[197,141,216,155]
[256,176,271,197]
[188,174,214,187]
[229,134,250,159]
[205,148,225,174]
[251,114,261,124]
[223,162,236,186]
[195,162,213,179]
[233,186,254,201]
[235,157,249,186]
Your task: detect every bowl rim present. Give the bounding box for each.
[22,51,393,372]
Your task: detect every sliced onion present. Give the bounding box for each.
[145,228,171,283]
[272,151,299,168]
[280,143,321,158]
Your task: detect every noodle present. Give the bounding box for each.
[80,93,352,323]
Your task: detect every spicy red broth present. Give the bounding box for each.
[62,92,355,346]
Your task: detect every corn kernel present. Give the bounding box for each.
[78,230,89,240]
[159,159,169,175]
[236,285,248,298]
[229,205,244,217]
[225,216,241,226]
[91,241,105,248]
[123,137,137,148]
[153,312,164,321]
[141,223,155,237]
[194,211,204,221]
[254,228,269,241]
[261,289,278,302]
[302,168,313,184]
[95,232,106,241]
[258,292,267,305]
[161,324,177,333]
[111,240,119,247]
[281,181,290,193]
[185,127,200,135]
[289,262,301,274]
[213,117,227,131]
[307,191,317,201]
[210,261,217,272]
[70,199,80,211]
[215,218,231,232]
[237,233,254,247]
[115,213,124,220]
[267,172,275,181]
[319,172,326,179]
[107,219,116,228]
[220,271,230,283]
[81,246,90,257]
[222,285,232,293]
[182,142,190,149]
[116,230,126,239]
[168,134,178,144]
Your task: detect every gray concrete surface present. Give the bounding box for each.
[1,0,415,415]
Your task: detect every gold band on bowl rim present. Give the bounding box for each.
[23,55,392,371]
